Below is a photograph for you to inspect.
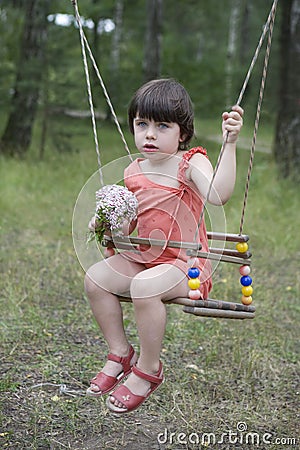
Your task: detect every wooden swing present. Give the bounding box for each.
[72,0,278,320]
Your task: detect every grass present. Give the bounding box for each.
[0,118,299,449]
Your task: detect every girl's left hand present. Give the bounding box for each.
[222,105,244,144]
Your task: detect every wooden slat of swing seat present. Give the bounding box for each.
[206,232,249,243]
[104,233,249,248]
[103,235,202,251]
[182,306,255,319]
[209,247,252,259]
[118,296,255,319]
[169,297,255,312]
[103,236,252,265]
[186,250,251,265]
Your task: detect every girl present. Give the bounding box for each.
[84,78,243,413]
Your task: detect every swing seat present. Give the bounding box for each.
[103,233,255,319]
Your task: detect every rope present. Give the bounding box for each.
[236,0,278,107]
[72,0,104,185]
[239,0,277,235]
[194,0,278,241]
[31,382,86,397]
[71,0,133,185]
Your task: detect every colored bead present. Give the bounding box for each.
[187,257,200,268]
[240,275,252,286]
[103,247,115,258]
[241,295,253,305]
[239,265,251,276]
[188,267,200,278]
[188,278,201,289]
[188,289,201,300]
[242,285,253,296]
[236,242,248,253]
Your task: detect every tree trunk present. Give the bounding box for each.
[106,0,124,120]
[225,0,240,107]
[0,0,50,156]
[90,0,101,109]
[111,0,123,75]
[239,1,251,65]
[143,0,163,82]
[39,44,49,160]
[274,0,300,181]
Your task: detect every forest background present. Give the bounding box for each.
[0,0,299,177]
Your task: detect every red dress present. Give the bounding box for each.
[123,147,212,299]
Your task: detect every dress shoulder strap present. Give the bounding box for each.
[183,146,209,162]
[177,146,209,186]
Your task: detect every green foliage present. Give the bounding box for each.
[0,0,280,141]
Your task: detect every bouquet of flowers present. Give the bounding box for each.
[88,184,138,244]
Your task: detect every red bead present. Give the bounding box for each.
[239,265,251,276]
[103,248,115,258]
[241,295,253,305]
[188,289,201,300]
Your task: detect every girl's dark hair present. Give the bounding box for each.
[128,78,194,149]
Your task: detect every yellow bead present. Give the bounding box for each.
[188,278,201,289]
[236,242,249,253]
[241,295,253,305]
[242,285,253,296]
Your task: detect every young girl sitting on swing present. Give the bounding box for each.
[84,78,244,413]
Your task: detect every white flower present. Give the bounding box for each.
[90,184,138,243]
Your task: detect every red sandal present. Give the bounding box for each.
[106,361,164,413]
[86,345,137,397]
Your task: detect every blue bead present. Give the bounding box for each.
[187,267,200,278]
[240,275,252,286]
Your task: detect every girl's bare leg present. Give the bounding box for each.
[109,264,188,408]
[84,254,144,389]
